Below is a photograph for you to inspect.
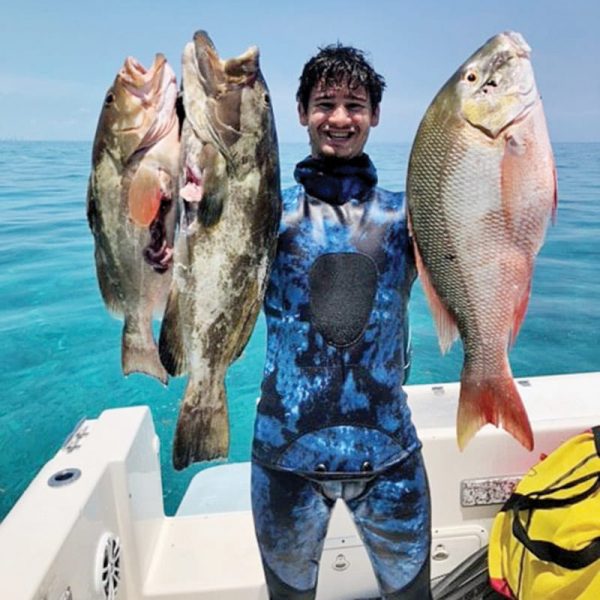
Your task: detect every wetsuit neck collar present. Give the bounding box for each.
[293,153,378,205]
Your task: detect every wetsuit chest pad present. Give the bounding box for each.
[309,252,378,347]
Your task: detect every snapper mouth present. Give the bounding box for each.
[460,32,539,140]
[501,31,531,58]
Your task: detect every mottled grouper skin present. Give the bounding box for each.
[86,59,179,384]
[159,35,281,469]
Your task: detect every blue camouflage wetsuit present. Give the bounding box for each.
[251,154,431,600]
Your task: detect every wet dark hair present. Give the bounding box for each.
[296,44,386,111]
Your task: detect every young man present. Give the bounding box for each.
[251,45,432,599]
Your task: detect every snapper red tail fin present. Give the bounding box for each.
[456,371,534,451]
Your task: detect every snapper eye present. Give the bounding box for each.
[105,92,115,105]
[264,93,270,105]
[465,72,477,83]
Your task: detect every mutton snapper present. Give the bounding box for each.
[406,32,557,451]
[87,54,180,384]
[159,31,281,469]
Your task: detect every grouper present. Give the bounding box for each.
[87,54,180,383]
[159,31,281,469]
[406,32,557,451]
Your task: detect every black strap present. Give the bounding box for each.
[508,470,600,511]
[593,425,600,456]
[503,429,600,570]
[512,514,600,569]
[511,472,600,569]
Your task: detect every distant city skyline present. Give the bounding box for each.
[1,0,599,143]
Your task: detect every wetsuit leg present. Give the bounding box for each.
[345,450,432,600]
[251,462,333,599]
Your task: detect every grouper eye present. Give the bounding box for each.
[465,71,477,83]
[105,92,115,105]
[264,93,270,105]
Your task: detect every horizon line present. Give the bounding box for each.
[1,138,598,144]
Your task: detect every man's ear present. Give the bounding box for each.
[371,105,380,127]
[298,102,308,126]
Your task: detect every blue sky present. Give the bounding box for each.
[1,0,599,143]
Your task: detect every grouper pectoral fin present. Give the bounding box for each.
[197,191,226,228]
[197,143,228,227]
[158,286,187,376]
[128,163,163,227]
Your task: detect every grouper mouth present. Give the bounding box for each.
[119,54,167,98]
[116,54,178,148]
[190,30,260,153]
[178,31,271,230]
[193,30,259,93]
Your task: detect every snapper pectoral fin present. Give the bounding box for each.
[128,164,163,226]
[411,236,459,353]
[456,370,534,451]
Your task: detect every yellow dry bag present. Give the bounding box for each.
[488,426,600,599]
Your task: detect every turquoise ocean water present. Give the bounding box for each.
[1,141,599,520]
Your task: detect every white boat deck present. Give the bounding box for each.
[1,371,599,599]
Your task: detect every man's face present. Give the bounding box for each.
[298,81,379,159]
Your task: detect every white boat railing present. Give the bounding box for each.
[1,371,599,599]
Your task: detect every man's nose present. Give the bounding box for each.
[328,105,351,125]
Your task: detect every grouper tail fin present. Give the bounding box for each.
[122,316,168,384]
[172,378,229,470]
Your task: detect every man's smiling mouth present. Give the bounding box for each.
[326,130,354,139]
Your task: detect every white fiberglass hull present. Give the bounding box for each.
[1,371,599,599]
